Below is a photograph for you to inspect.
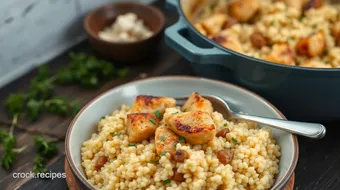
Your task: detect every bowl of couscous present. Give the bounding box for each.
[65,76,298,190]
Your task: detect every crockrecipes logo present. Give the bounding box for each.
[13,171,66,180]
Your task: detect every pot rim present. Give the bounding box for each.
[176,0,340,73]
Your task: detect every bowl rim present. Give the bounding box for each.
[65,76,299,190]
[177,0,340,72]
[84,1,165,46]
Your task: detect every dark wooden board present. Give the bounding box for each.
[0,0,340,190]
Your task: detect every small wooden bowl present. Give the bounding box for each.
[84,2,165,62]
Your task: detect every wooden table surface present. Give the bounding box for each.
[1,1,340,190]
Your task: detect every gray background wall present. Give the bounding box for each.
[0,0,156,88]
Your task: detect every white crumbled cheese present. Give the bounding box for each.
[98,13,154,43]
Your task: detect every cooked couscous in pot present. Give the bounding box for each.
[193,0,340,68]
[81,92,281,190]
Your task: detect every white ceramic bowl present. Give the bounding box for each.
[65,76,299,190]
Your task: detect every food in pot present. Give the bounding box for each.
[98,13,153,43]
[194,0,340,68]
[81,92,281,189]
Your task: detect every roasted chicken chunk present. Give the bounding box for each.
[201,13,228,36]
[166,111,216,145]
[265,44,296,65]
[181,92,213,114]
[131,95,176,114]
[155,126,179,157]
[127,113,159,143]
[296,32,326,57]
[228,0,259,22]
[332,22,340,47]
[212,32,243,53]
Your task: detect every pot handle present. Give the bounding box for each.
[165,18,230,65]
[166,0,178,11]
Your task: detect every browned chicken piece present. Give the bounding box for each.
[131,95,176,114]
[296,32,325,57]
[332,22,340,46]
[228,0,259,22]
[250,32,268,49]
[304,0,323,11]
[166,111,216,145]
[155,126,179,157]
[201,13,228,36]
[300,60,332,68]
[194,23,208,36]
[181,92,213,114]
[127,113,159,143]
[212,33,243,53]
[265,44,296,65]
[222,17,238,29]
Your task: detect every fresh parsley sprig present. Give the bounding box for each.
[33,136,58,174]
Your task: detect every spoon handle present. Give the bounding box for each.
[233,113,326,139]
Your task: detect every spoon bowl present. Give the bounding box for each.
[176,95,326,139]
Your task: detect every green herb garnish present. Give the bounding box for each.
[182,109,187,112]
[113,132,122,136]
[312,24,317,29]
[161,150,167,156]
[0,115,26,169]
[33,136,57,174]
[178,137,185,143]
[160,136,166,142]
[154,111,162,119]
[149,118,156,125]
[224,123,228,127]
[150,160,159,164]
[224,146,230,150]
[298,16,304,22]
[323,49,329,55]
[34,136,58,158]
[232,137,238,144]
[128,143,136,147]
[101,116,106,120]
[174,143,178,148]
[172,112,179,115]
[162,179,171,185]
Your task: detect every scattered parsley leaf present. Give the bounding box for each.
[150,160,159,164]
[298,16,304,22]
[44,97,68,116]
[101,116,106,120]
[182,109,187,112]
[154,111,162,119]
[34,136,58,158]
[161,150,167,156]
[33,154,48,174]
[113,132,122,136]
[149,118,156,125]
[117,68,129,78]
[312,24,317,29]
[224,123,228,127]
[323,49,329,55]
[160,136,166,142]
[232,137,238,144]
[56,68,74,85]
[224,146,230,150]
[4,94,25,117]
[172,112,179,115]
[178,137,185,143]
[162,179,171,185]
[128,143,136,147]
[27,99,43,121]
[69,100,81,117]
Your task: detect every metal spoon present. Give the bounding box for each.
[176,95,326,139]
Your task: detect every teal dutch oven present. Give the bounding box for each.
[165,0,340,122]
